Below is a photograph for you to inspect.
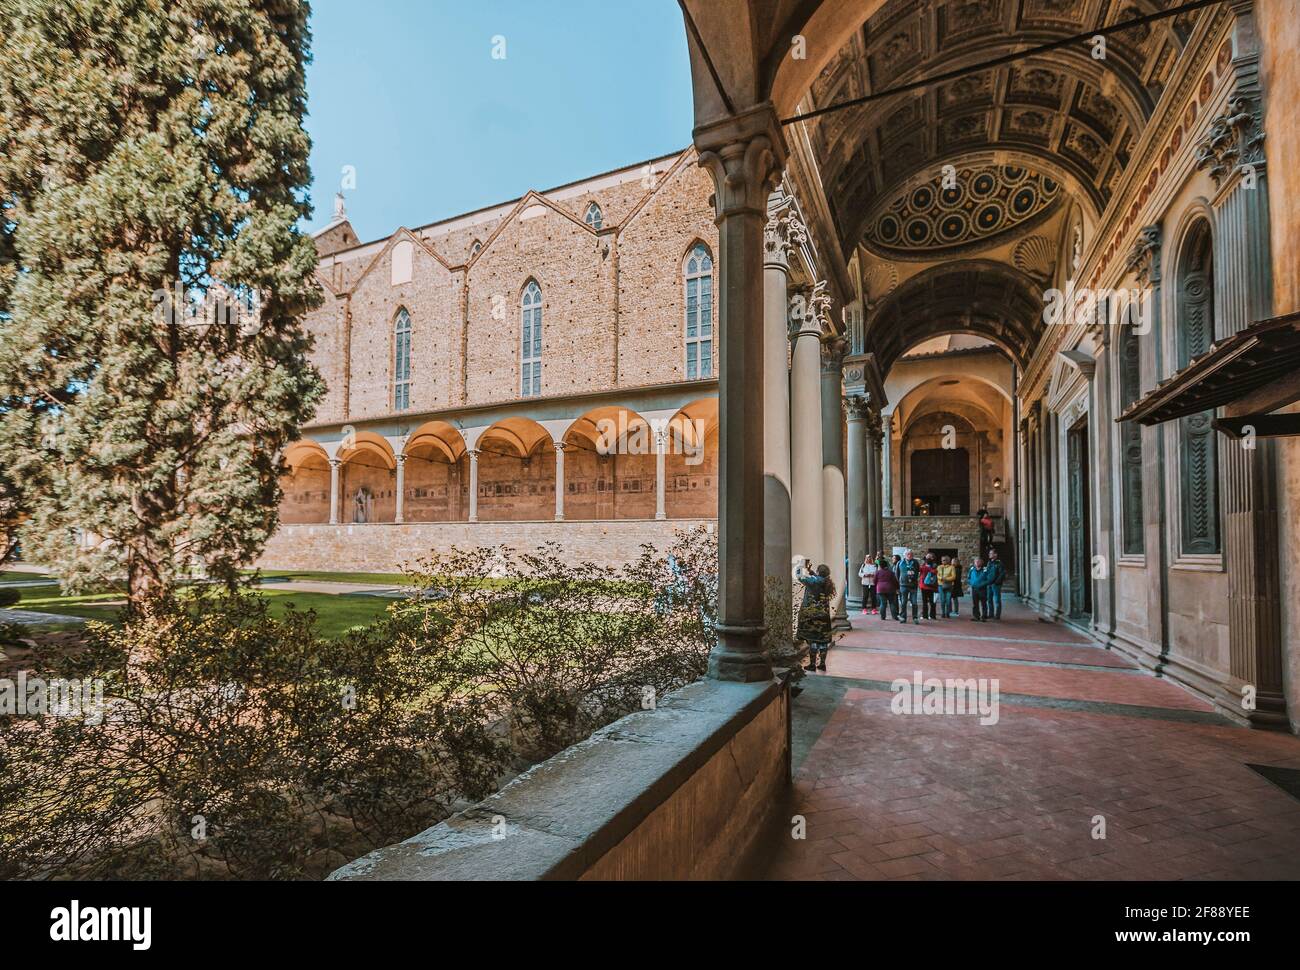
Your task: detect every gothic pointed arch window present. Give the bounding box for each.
[1175,219,1220,555]
[521,280,542,397]
[684,242,714,379]
[1117,302,1144,556]
[394,307,412,411]
[583,202,603,230]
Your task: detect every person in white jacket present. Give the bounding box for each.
[858,554,878,615]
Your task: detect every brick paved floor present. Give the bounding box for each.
[763,596,1300,880]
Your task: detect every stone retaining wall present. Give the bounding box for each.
[882,514,988,566]
[329,678,790,881]
[256,519,716,573]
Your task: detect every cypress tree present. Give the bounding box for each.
[0,0,324,602]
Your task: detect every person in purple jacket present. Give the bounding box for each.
[874,554,899,621]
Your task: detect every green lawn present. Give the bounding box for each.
[0,569,55,582]
[13,585,396,640]
[256,590,397,638]
[250,569,409,586]
[249,568,519,590]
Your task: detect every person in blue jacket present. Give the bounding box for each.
[895,550,922,624]
[967,557,991,622]
[985,548,1005,620]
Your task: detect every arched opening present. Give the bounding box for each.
[279,440,332,524]
[337,433,397,524]
[403,422,467,522]
[475,417,555,522]
[664,397,719,519]
[563,406,658,520]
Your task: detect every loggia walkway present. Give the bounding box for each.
[763,596,1300,880]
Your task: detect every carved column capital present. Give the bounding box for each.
[763,207,807,270]
[1125,224,1162,288]
[695,105,788,221]
[820,333,849,373]
[1195,93,1265,188]
[788,285,823,340]
[845,394,871,422]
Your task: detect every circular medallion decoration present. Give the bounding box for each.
[1010,186,1037,216]
[975,202,1004,233]
[863,165,1063,259]
[939,211,970,242]
[904,217,934,246]
[970,170,998,199]
[877,213,901,245]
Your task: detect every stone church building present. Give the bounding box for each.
[265,150,729,570]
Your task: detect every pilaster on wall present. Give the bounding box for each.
[1194,12,1285,726]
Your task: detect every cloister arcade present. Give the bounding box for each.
[277,399,719,527]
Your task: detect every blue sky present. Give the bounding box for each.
[304,0,695,243]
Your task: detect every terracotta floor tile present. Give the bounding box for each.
[765,598,1300,881]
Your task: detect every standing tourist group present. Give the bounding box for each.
[793,543,1007,675]
[856,547,1005,625]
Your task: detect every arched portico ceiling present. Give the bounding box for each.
[565,405,652,450]
[803,0,1197,252]
[405,421,466,463]
[283,439,329,469]
[867,260,1043,374]
[664,397,720,449]
[338,432,396,471]
[477,417,552,459]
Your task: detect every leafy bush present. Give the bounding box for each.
[0,527,717,879]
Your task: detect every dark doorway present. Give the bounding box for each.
[910,447,969,515]
[1066,418,1092,618]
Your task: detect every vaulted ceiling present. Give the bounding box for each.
[803,0,1198,255]
[866,259,1044,372]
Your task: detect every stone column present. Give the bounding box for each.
[467,449,480,523]
[762,203,801,650]
[789,286,825,567]
[866,411,883,556]
[394,454,406,524]
[695,104,786,683]
[553,442,566,521]
[821,334,850,628]
[328,458,341,525]
[1196,58,1286,726]
[654,430,667,521]
[883,410,894,517]
[845,395,870,610]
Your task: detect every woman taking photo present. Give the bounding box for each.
[796,560,835,672]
